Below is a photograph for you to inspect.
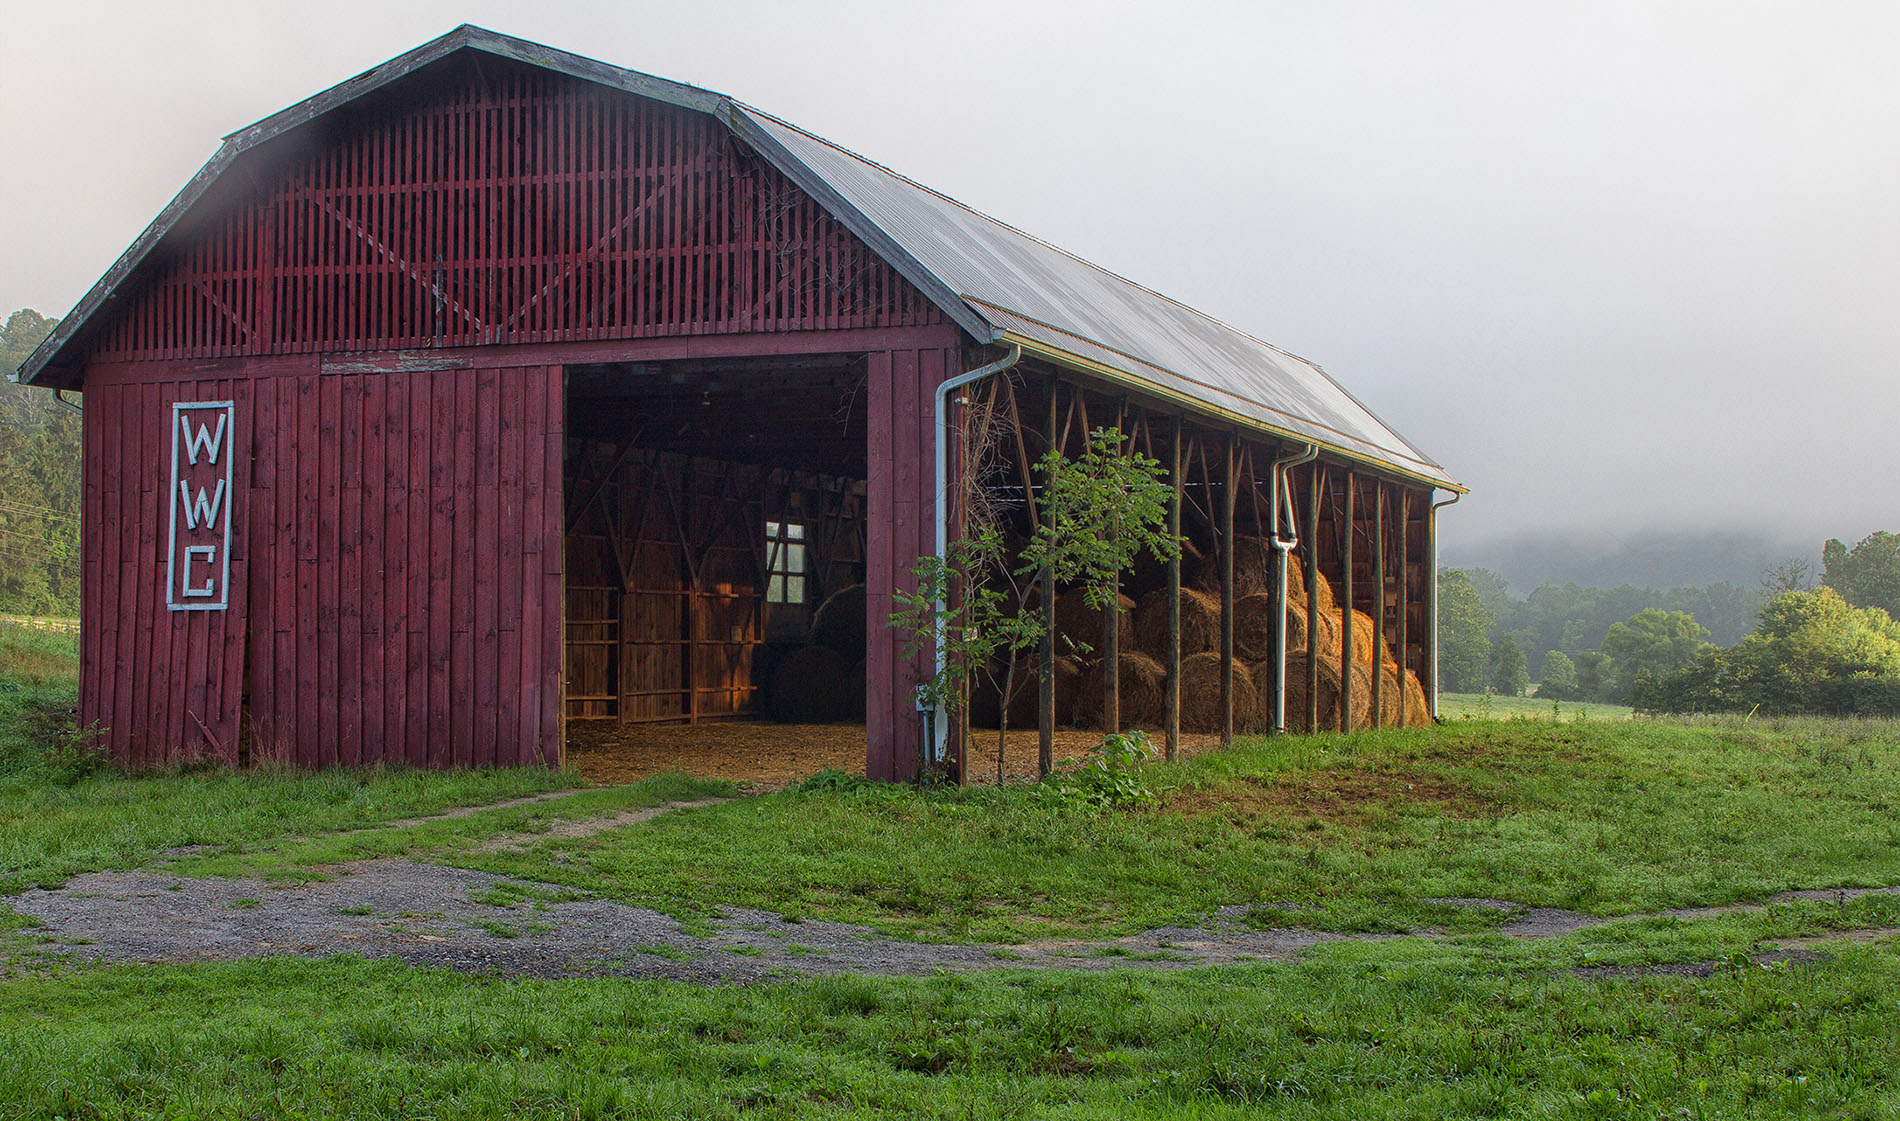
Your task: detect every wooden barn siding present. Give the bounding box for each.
[90,64,944,364]
[865,346,959,782]
[80,358,562,769]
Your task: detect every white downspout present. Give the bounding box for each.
[926,341,1022,762]
[1266,444,1318,733]
[1429,489,1462,720]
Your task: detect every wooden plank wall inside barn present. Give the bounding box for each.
[563,441,867,724]
[79,358,564,769]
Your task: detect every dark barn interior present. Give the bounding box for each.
[561,357,872,746]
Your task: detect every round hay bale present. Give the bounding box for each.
[1402,668,1431,727]
[808,583,866,660]
[1369,661,1408,727]
[1053,590,1135,661]
[767,644,859,723]
[1075,651,1169,730]
[1312,607,1380,667]
[1309,569,1338,615]
[1233,592,1312,663]
[1272,653,1373,733]
[1284,555,1307,605]
[1191,548,1271,599]
[970,655,1083,729]
[1132,586,1222,659]
[1178,651,1259,733]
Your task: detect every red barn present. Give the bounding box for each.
[19,27,1462,777]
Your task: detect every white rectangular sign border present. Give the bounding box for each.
[165,400,235,612]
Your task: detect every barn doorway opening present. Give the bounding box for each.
[560,356,871,777]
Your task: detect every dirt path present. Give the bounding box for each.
[11,792,1899,982]
[14,861,1898,983]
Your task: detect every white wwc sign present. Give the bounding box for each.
[166,401,235,610]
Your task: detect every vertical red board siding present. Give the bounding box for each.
[91,65,946,364]
[77,360,565,770]
[865,346,957,781]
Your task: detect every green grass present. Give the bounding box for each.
[115,716,1900,944]
[1440,690,1634,721]
[6,621,1900,1114]
[0,931,1895,1118]
[352,718,1897,942]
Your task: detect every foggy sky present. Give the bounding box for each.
[5,0,1896,550]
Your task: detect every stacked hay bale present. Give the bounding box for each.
[1074,651,1169,729]
[968,655,1082,730]
[766,583,865,723]
[959,540,1435,736]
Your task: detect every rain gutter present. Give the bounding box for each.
[926,341,1022,764]
[1429,490,1462,720]
[1266,443,1319,733]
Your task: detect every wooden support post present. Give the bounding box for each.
[1264,447,1285,736]
[1166,416,1182,760]
[1039,382,1058,779]
[1396,489,1410,724]
[1372,480,1385,728]
[1221,434,1237,748]
[1340,471,1355,734]
[1306,464,1320,733]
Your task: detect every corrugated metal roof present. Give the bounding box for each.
[20,26,1459,491]
[736,108,1456,488]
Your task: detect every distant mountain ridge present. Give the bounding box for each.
[1443,529,1816,595]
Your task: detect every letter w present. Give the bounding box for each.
[179,411,228,465]
[178,479,227,531]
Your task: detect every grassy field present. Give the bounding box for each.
[1439,690,1635,722]
[3,624,1899,1116]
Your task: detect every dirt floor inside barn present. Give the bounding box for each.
[563,721,1227,787]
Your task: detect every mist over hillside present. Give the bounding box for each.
[1443,529,1819,595]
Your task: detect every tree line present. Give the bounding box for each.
[1642,531,1900,716]
[1436,567,1743,703]
[0,309,78,616]
[1439,530,1900,714]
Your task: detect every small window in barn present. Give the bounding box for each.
[766,521,807,604]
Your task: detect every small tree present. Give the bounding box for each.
[893,426,1179,784]
[1537,650,1579,700]
[1489,634,1528,697]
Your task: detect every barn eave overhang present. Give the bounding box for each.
[993,327,1465,494]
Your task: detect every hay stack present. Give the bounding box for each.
[1178,651,1259,733]
[969,655,1083,730]
[1074,651,1169,730]
[808,583,866,660]
[1362,663,1431,728]
[1132,586,1222,658]
[1233,592,1312,663]
[1308,569,1338,615]
[1402,669,1431,726]
[1053,591,1135,661]
[1191,548,1271,599]
[1271,653,1373,733]
[767,645,859,723]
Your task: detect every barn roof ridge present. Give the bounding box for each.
[20,24,1459,491]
